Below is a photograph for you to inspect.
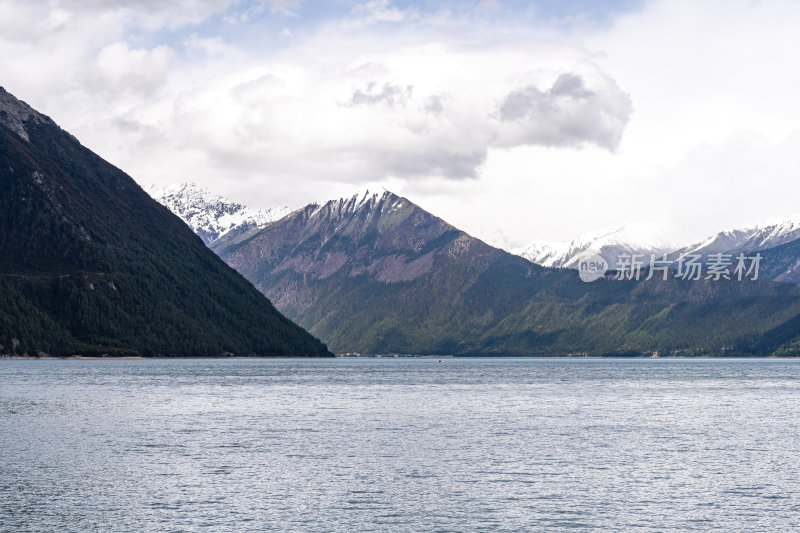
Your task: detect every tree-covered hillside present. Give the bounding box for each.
[0,87,330,357]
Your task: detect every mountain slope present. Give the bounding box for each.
[149,182,291,246]
[0,86,330,357]
[758,237,800,284]
[210,190,800,356]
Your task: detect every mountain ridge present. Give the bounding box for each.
[672,216,800,260]
[148,182,292,246]
[513,222,680,269]
[203,188,800,356]
[514,215,800,269]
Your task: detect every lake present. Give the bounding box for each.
[2,357,799,531]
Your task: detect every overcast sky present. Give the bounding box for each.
[2,0,799,247]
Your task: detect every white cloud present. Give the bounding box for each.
[83,42,175,98]
[224,0,301,23]
[3,0,800,247]
[344,0,420,28]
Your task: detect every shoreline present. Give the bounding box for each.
[2,354,798,360]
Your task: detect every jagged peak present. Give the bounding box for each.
[148,181,292,245]
[149,181,221,201]
[0,87,52,142]
[310,187,402,218]
[679,213,800,256]
[342,187,394,207]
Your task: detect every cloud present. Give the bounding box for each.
[494,72,632,151]
[374,146,488,180]
[1,0,634,192]
[348,82,414,107]
[263,0,302,15]
[345,0,420,28]
[71,0,234,30]
[83,42,175,98]
[9,0,800,249]
[224,0,301,23]
[156,67,492,182]
[423,94,448,115]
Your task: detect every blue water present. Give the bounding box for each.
[1,358,799,532]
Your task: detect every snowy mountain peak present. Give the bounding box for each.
[515,214,800,269]
[515,221,688,268]
[311,187,397,217]
[148,182,291,246]
[678,213,800,258]
[343,188,389,210]
[344,187,394,208]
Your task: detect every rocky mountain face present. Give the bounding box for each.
[0,86,330,357]
[149,183,291,246]
[0,87,51,142]
[758,238,800,285]
[207,189,800,356]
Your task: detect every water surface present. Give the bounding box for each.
[1,358,799,531]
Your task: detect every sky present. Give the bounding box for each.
[2,0,800,249]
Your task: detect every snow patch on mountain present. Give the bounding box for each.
[515,215,800,269]
[677,214,800,257]
[148,182,291,246]
[514,221,690,268]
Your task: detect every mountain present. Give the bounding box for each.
[207,189,800,356]
[514,217,800,276]
[757,237,800,284]
[673,216,800,260]
[148,182,291,246]
[514,222,682,269]
[0,86,330,357]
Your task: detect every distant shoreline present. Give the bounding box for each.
[2,354,798,360]
[0,355,334,360]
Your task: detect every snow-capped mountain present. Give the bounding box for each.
[514,215,800,269]
[514,222,685,269]
[674,215,800,259]
[148,182,291,246]
[308,188,386,216]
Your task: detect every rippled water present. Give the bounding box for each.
[1,358,799,532]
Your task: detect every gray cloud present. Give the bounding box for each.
[376,146,488,180]
[423,94,447,115]
[495,73,632,151]
[349,82,414,107]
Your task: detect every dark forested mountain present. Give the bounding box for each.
[207,190,800,356]
[0,87,330,357]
